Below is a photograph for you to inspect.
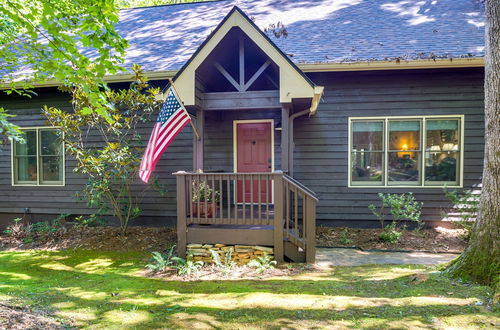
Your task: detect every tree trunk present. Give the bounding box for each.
[447,0,500,289]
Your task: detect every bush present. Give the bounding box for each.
[248,255,277,273]
[369,192,423,243]
[173,256,204,275]
[146,246,177,272]
[209,248,236,275]
[74,214,106,228]
[3,218,29,238]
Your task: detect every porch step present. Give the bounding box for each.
[284,241,305,262]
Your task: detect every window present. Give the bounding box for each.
[349,116,463,187]
[12,128,64,186]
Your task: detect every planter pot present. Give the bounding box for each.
[191,202,218,218]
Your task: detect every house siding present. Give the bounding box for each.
[0,67,484,228]
[295,68,484,227]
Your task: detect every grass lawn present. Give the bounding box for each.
[0,250,497,329]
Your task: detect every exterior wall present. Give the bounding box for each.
[0,68,485,228]
[0,86,193,228]
[296,68,484,227]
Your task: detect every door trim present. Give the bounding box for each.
[233,119,275,174]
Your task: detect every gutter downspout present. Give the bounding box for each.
[288,109,311,177]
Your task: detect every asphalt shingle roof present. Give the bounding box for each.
[117,0,485,73]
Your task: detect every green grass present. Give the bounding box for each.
[0,250,497,329]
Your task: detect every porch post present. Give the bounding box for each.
[273,171,284,262]
[175,171,187,258]
[280,104,290,174]
[193,109,204,171]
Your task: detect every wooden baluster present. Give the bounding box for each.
[250,174,254,225]
[294,187,298,240]
[219,175,223,223]
[302,192,306,239]
[285,181,290,239]
[188,175,193,225]
[241,174,246,224]
[257,174,262,225]
[266,175,270,225]
[211,174,215,223]
[227,175,230,224]
[203,175,208,224]
[234,174,238,224]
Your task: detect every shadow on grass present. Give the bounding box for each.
[0,250,495,328]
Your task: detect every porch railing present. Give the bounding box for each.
[174,171,317,262]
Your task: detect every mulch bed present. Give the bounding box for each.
[144,263,317,281]
[0,226,176,252]
[0,303,69,330]
[316,226,467,253]
[0,225,467,253]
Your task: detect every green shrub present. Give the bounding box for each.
[173,256,204,275]
[339,228,353,245]
[209,248,236,274]
[248,255,277,273]
[369,192,423,243]
[145,246,177,272]
[74,214,106,227]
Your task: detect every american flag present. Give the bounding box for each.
[139,87,191,183]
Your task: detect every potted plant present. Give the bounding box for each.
[191,180,220,218]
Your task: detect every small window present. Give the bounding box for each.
[12,128,64,186]
[349,116,463,188]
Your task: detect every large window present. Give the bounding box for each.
[12,128,64,186]
[349,116,463,187]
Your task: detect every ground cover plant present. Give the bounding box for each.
[0,250,497,329]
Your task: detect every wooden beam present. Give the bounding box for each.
[203,90,280,110]
[281,104,290,174]
[244,59,271,91]
[214,62,242,92]
[239,36,245,88]
[265,73,279,89]
[175,172,187,258]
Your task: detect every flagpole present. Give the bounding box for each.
[168,78,201,140]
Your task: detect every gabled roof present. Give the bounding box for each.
[117,0,485,73]
[172,6,323,106]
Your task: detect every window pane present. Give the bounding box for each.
[351,151,383,183]
[352,121,383,151]
[388,151,420,183]
[389,120,420,151]
[426,119,460,151]
[41,130,62,156]
[425,151,458,183]
[14,130,36,156]
[41,156,63,183]
[14,156,37,182]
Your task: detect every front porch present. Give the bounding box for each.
[175,171,317,263]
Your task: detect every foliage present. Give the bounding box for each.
[74,214,107,228]
[369,193,423,243]
[3,218,27,238]
[378,223,403,243]
[0,107,24,146]
[248,255,277,273]
[444,188,480,239]
[43,66,165,234]
[146,246,177,272]
[209,248,236,274]
[339,228,353,245]
[0,0,127,119]
[191,180,220,202]
[172,255,204,275]
[117,0,208,8]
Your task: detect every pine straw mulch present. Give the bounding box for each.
[0,225,467,253]
[0,226,176,252]
[0,303,70,330]
[316,226,467,253]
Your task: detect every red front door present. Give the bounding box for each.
[236,121,272,203]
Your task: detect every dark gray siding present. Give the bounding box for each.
[0,68,485,228]
[295,68,484,226]
[0,87,193,226]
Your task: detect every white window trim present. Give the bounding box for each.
[11,126,65,187]
[348,115,464,188]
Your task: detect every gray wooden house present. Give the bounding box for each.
[0,1,485,261]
